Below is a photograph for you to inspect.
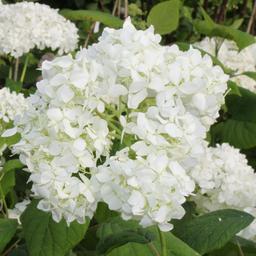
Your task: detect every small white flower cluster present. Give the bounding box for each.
[13,19,229,230]
[0,2,78,58]
[190,143,256,241]
[195,37,256,92]
[191,143,256,212]
[0,87,28,139]
[12,56,112,223]
[92,148,195,231]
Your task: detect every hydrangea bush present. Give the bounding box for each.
[1,1,256,256]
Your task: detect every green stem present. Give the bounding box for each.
[14,58,19,81]
[7,56,13,80]
[20,54,29,83]
[148,242,160,256]
[158,227,167,256]
[97,111,122,136]
[0,185,8,218]
[236,238,245,256]
[8,65,13,80]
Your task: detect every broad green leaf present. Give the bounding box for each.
[199,6,215,26]
[21,200,89,256]
[97,229,155,254]
[230,18,244,29]
[213,26,256,50]
[98,217,199,256]
[242,71,256,81]
[211,85,256,149]
[232,236,256,254]
[60,9,123,28]
[227,80,241,96]
[94,202,119,224]
[211,119,256,149]
[0,170,15,199]
[147,0,180,35]
[194,8,255,50]
[209,237,256,256]
[0,133,21,148]
[0,218,18,253]
[97,217,140,239]
[108,229,200,256]
[2,159,24,174]
[173,209,254,254]
[225,86,256,122]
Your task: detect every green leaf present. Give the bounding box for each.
[98,217,199,256]
[211,119,256,149]
[209,237,256,256]
[165,232,200,256]
[230,18,244,29]
[211,85,256,149]
[173,209,254,254]
[225,86,256,122]
[97,229,155,254]
[242,71,256,81]
[0,133,21,148]
[20,200,89,256]
[214,26,256,50]
[0,170,15,199]
[97,217,140,239]
[0,218,18,253]
[227,80,241,96]
[199,6,215,26]
[2,159,24,174]
[194,8,255,50]
[60,9,123,28]
[94,202,119,224]
[5,78,22,93]
[147,0,180,35]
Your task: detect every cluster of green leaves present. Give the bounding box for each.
[1,0,256,255]
[1,200,254,256]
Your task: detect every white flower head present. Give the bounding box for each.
[0,2,78,57]
[190,143,256,212]
[195,37,256,92]
[0,87,28,123]
[92,148,195,231]
[12,19,229,228]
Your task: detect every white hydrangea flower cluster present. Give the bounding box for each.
[0,87,28,137]
[0,2,78,58]
[86,21,228,131]
[0,87,28,123]
[191,143,256,211]
[12,19,229,230]
[190,143,256,241]
[195,37,256,92]
[12,55,112,223]
[92,148,195,231]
